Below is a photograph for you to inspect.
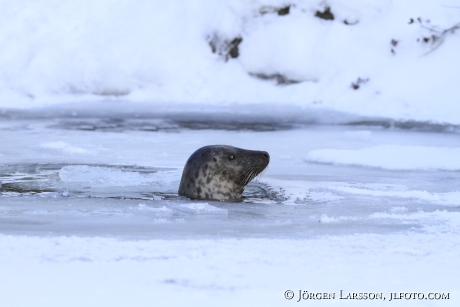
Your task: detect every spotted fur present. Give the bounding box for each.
[178,145,270,201]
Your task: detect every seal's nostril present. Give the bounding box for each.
[262,152,269,160]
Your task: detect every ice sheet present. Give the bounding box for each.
[306,145,460,171]
[2,119,460,306]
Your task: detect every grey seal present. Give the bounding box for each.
[178,145,270,201]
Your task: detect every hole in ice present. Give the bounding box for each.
[0,164,285,203]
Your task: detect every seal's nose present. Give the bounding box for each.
[262,151,270,161]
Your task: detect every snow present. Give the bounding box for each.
[180,203,228,214]
[0,0,460,124]
[59,165,181,188]
[40,141,91,154]
[306,145,460,170]
[334,185,460,207]
[1,1,460,306]
[1,231,459,307]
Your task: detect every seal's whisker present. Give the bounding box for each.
[254,169,263,182]
[240,166,266,185]
[244,170,254,185]
[239,169,252,186]
[242,166,255,179]
[240,168,256,186]
[237,167,253,183]
[245,168,260,185]
[255,167,267,181]
[237,167,253,179]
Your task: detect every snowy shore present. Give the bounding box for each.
[1,0,459,124]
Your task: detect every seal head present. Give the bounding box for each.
[178,145,270,201]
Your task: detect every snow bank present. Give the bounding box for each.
[1,0,460,124]
[306,145,460,170]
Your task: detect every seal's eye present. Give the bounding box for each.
[228,154,236,161]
